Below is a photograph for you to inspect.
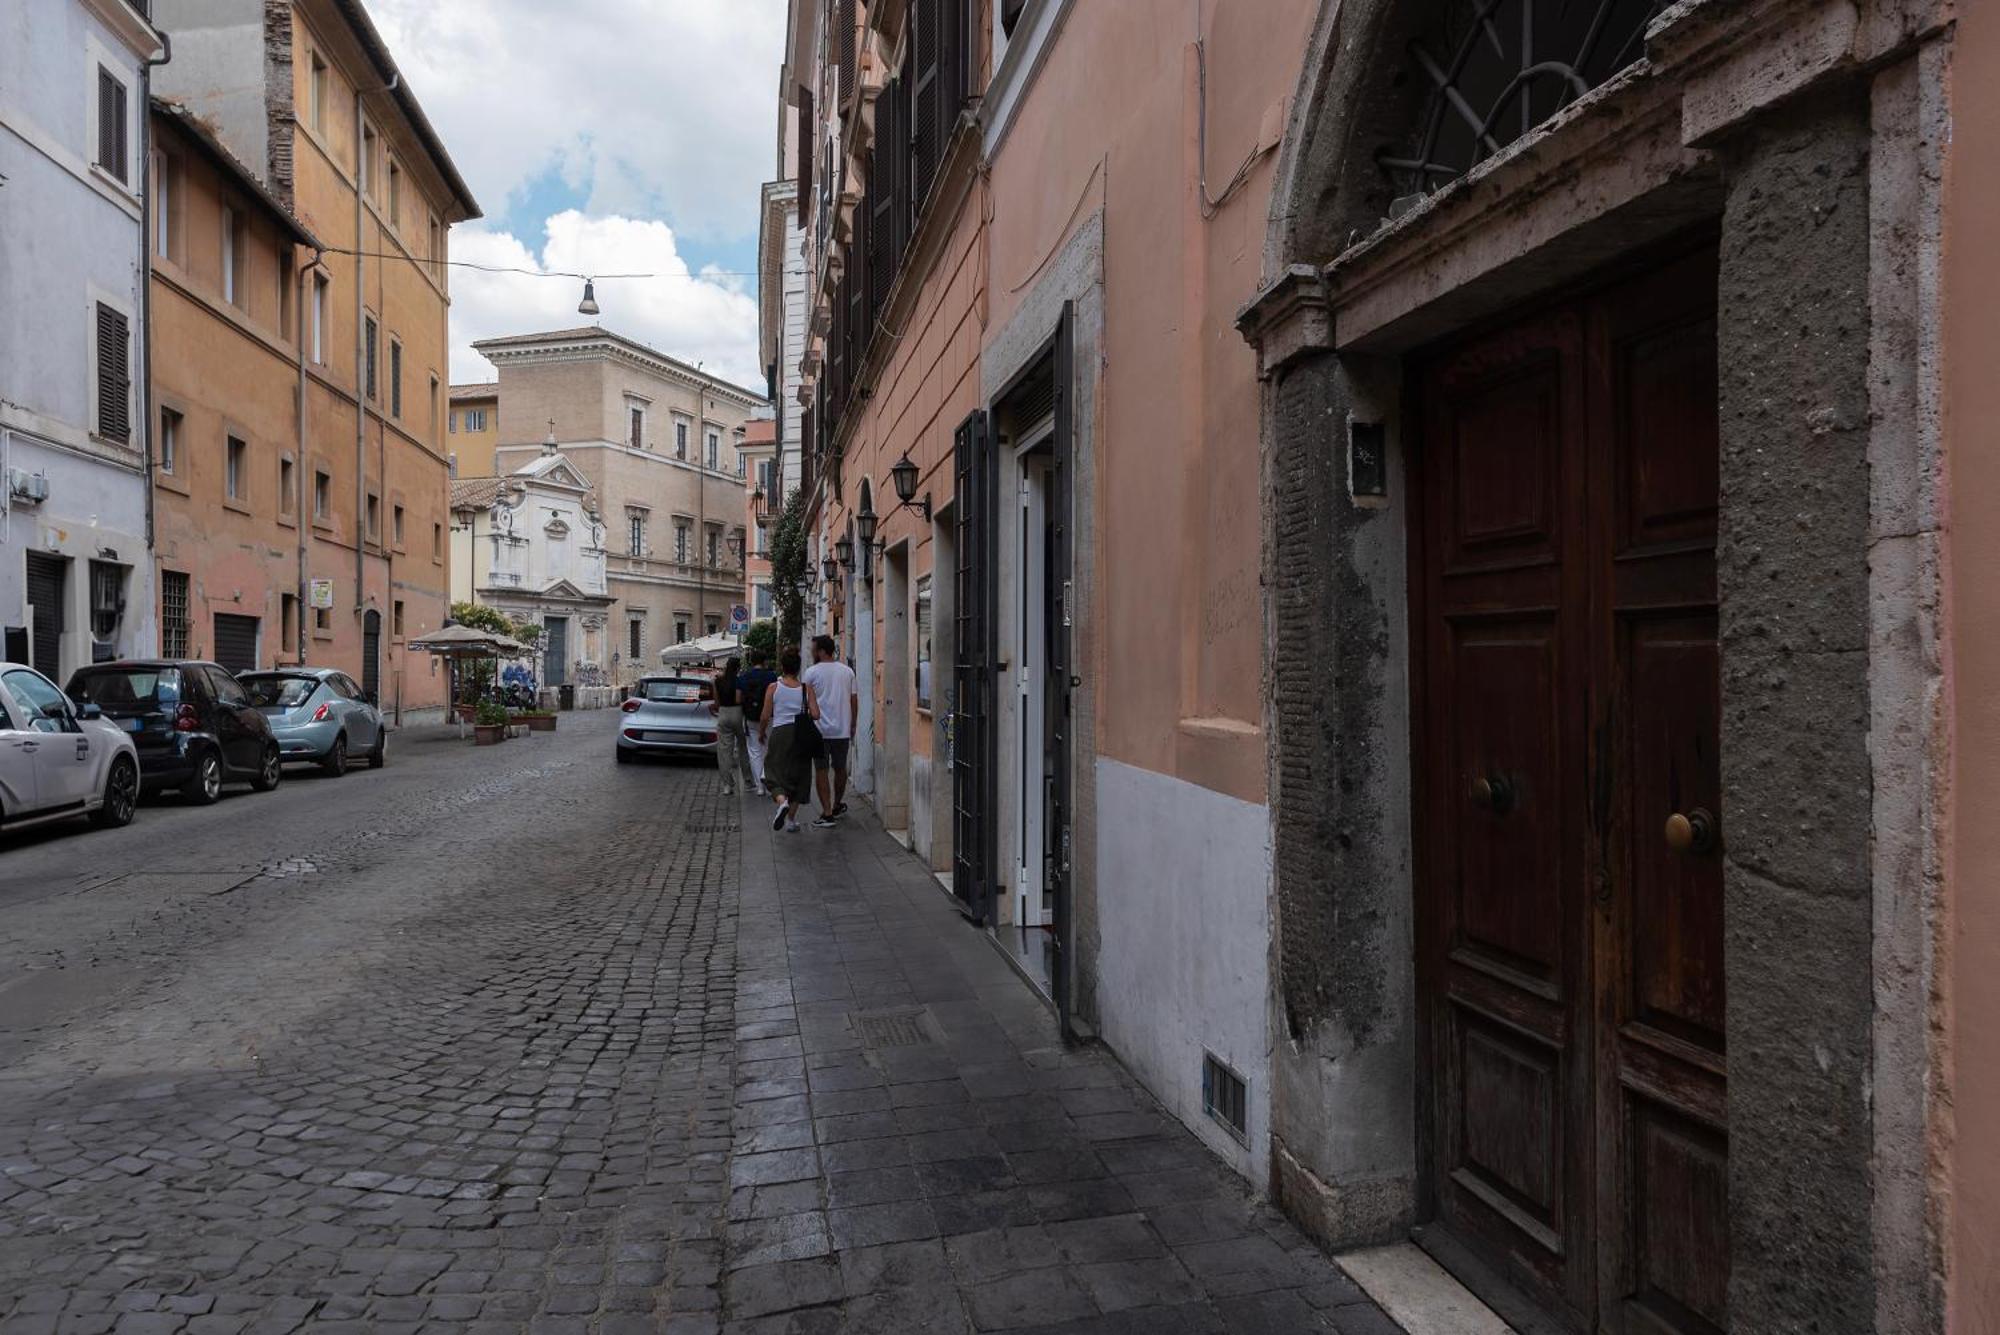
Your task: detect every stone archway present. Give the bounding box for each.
[1241,3,1952,1332]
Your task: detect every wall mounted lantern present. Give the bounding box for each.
[888,453,931,522]
[821,555,840,582]
[835,536,855,569]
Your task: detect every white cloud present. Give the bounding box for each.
[367,0,787,242]
[449,211,762,392]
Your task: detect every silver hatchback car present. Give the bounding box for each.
[615,675,719,764]
[239,668,386,775]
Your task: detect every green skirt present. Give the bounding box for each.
[764,722,814,803]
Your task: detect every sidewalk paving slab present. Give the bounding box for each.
[727,790,1411,1334]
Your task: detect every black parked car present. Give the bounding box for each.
[66,661,282,804]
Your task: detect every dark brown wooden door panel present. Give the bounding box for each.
[1414,245,1724,1334]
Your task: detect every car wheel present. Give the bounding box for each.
[367,727,386,769]
[184,750,223,805]
[91,756,139,828]
[252,744,283,792]
[323,735,348,777]
[616,746,633,764]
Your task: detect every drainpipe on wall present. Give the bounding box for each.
[297,249,321,662]
[139,32,172,584]
[354,75,398,625]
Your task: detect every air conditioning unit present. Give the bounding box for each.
[8,470,49,504]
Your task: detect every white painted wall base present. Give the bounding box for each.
[1093,757,1271,1178]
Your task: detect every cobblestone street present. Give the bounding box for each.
[0,715,1399,1334]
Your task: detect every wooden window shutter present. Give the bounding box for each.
[98,68,128,182]
[848,209,868,372]
[942,0,968,125]
[868,79,898,330]
[365,318,378,399]
[797,90,813,227]
[838,0,858,109]
[96,303,130,442]
[911,0,942,210]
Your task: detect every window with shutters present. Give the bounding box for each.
[629,512,647,557]
[674,520,691,565]
[160,571,191,659]
[150,149,175,257]
[706,524,721,568]
[389,338,403,417]
[96,66,129,183]
[364,315,378,399]
[95,302,131,442]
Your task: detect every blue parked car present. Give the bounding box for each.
[238,668,386,776]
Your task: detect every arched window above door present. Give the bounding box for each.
[1378,0,1668,201]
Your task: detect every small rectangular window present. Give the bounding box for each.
[282,593,299,653]
[315,605,331,632]
[1201,1053,1249,1145]
[706,430,719,469]
[393,599,405,638]
[280,456,295,513]
[366,493,380,538]
[309,51,327,132]
[674,522,690,564]
[432,522,443,560]
[222,206,246,306]
[314,470,330,519]
[160,571,190,658]
[225,435,246,500]
[97,66,128,183]
[628,513,646,557]
[448,409,457,434]
[429,375,440,437]
[158,406,180,474]
[389,339,403,417]
[387,159,402,227]
[675,421,687,458]
[393,503,405,546]
[364,316,378,400]
[150,149,172,256]
[311,273,329,363]
[628,620,642,660]
[361,124,376,195]
[630,406,644,450]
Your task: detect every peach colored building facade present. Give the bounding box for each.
[151,0,478,713]
[446,382,500,480]
[786,0,1310,1192]
[739,417,778,623]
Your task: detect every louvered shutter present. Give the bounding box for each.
[837,0,857,109]
[98,68,128,182]
[96,303,130,442]
[797,90,813,227]
[365,319,378,399]
[828,274,846,422]
[911,0,942,209]
[942,0,968,127]
[868,80,897,330]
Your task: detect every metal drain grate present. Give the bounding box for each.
[688,822,740,834]
[850,1006,934,1048]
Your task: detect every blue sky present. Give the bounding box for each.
[367,0,786,385]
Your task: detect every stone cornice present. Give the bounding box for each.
[79,0,162,59]
[1236,266,1333,378]
[476,337,767,409]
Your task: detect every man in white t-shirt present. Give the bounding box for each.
[802,634,858,826]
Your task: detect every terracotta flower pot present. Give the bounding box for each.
[526,714,556,732]
[473,723,506,745]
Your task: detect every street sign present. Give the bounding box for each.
[310,579,334,610]
[729,603,750,630]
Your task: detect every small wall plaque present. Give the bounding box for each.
[1349,420,1388,500]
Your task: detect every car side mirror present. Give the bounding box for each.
[77,702,103,721]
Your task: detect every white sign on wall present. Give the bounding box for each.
[310,579,334,610]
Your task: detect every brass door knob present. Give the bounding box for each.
[1470,772,1515,815]
[1664,808,1718,855]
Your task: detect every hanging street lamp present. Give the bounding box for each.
[577,278,600,316]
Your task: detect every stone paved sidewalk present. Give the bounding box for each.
[722,794,1403,1334]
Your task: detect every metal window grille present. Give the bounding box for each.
[1201,1053,1249,1144]
[364,317,378,400]
[161,571,191,659]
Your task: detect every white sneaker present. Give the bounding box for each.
[785,821,801,833]
[771,802,790,831]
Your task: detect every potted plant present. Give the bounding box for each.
[513,710,557,733]
[473,700,508,745]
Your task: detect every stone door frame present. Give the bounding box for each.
[1238,2,1952,1331]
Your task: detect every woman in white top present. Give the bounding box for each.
[757,647,820,832]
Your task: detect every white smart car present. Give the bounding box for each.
[0,661,141,834]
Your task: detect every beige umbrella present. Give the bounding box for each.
[408,624,508,737]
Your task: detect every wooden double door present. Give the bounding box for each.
[1412,248,1727,1334]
